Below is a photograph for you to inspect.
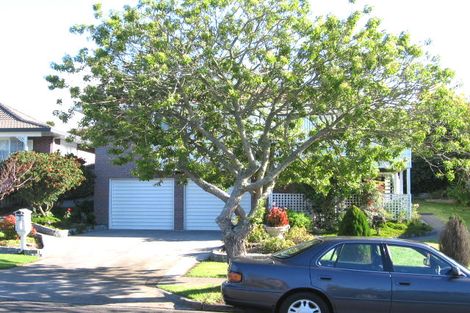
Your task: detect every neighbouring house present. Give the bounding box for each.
[269,149,413,219]
[0,103,95,164]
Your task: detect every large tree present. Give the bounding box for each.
[48,0,462,258]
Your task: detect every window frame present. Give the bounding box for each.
[316,242,389,273]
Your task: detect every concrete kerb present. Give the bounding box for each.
[158,251,242,313]
[157,288,242,313]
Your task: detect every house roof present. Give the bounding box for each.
[0,103,51,132]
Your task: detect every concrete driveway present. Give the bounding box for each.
[0,230,222,310]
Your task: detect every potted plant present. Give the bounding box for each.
[264,207,290,238]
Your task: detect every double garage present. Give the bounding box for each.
[108,179,251,231]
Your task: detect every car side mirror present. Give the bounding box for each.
[451,266,465,278]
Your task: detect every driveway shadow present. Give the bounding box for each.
[0,263,190,308]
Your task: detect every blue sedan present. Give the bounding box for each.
[222,237,470,313]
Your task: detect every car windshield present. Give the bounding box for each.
[272,239,321,259]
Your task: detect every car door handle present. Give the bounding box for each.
[320,277,332,281]
[398,282,411,286]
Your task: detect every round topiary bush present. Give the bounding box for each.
[338,206,372,237]
[439,215,470,266]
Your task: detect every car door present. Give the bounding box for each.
[312,243,392,313]
[387,244,470,313]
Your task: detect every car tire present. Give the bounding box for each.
[279,292,330,313]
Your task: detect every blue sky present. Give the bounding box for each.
[0,0,469,131]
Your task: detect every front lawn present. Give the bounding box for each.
[0,254,38,269]
[417,200,470,229]
[157,261,228,305]
[158,283,222,304]
[186,261,228,278]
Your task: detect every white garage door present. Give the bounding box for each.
[109,179,174,230]
[185,181,251,230]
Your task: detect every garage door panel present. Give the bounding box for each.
[110,179,174,230]
[185,181,251,230]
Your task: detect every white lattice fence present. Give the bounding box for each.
[341,194,412,220]
[383,194,412,219]
[268,192,412,220]
[339,195,364,210]
[268,193,312,213]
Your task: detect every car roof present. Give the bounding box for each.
[318,236,430,248]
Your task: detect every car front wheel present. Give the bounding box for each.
[279,292,330,313]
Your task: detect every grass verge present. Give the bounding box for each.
[158,283,223,304]
[417,200,470,229]
[0,254,39,269]
[186,261,228,278]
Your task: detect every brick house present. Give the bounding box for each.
[93,146,251,231]
[0,102,94,164]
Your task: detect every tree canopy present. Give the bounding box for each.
[47,0,467,257]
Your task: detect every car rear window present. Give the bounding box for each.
[272,239,321,259]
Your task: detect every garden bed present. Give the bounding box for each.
[32,223,69,238]
[0,234,43,256]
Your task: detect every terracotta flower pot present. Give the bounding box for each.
[264,224,290,239]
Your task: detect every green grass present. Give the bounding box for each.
[0,254,39,269]
[158,283,222,304]
[417,200,470,229]
[186,261,228,278]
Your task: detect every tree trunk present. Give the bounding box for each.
[217,193,252,261]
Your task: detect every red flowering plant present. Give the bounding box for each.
[0,214,17,240]
[265,207,289,227]
[64,208,73,220]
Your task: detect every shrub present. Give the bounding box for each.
[265,207,289,227]
[447,184,470,206]
[439,215,470,266]
[287,210,312,230]
[60,155,95,200]
[73,200,96,225]
[403,219,432,237]
[32,213,61,226]
[338,206,371,237]
[259,237,295,254]
[250,200,267,225]
[0,215,17,240]
[13,151,85,216]
[0,231,4,239]
[247,224,269,243]
[0,156,34,201]
[285,227,314,244]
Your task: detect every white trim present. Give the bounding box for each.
[0,132,42,137]
[406,168,411,195]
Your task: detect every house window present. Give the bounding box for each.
[0,139,9,161]
[0,137,30,161]
[10,138,25,153]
